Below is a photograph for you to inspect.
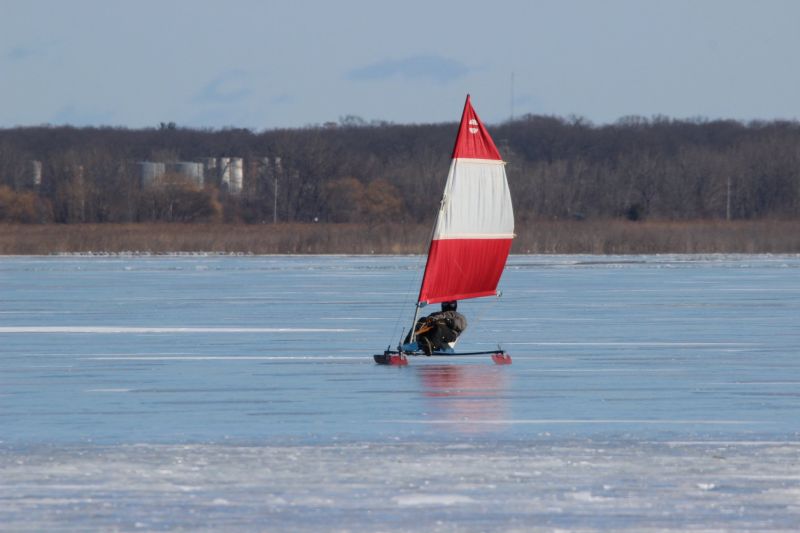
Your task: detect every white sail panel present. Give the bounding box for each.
[433,159,514,240]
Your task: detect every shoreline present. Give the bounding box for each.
[2,219,799,255]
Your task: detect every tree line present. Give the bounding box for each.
[1,114,799,224]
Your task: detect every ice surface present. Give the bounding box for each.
[1,254,800,530]
[1,441,799,531]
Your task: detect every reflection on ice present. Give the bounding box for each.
[416,365,510,433]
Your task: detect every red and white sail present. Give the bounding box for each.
[417,95,514,305]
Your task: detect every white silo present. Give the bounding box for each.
[172,161,204,187]
[230,157,243,194]
[220,157,243,194]
[138,162,166,187]
[202,157,217,182]
[30,160,42,187]
[219,157,231,188]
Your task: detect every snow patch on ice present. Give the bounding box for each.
[570,491,613,502]
[392,493,476,506]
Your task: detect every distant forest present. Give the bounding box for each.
[1,114,799,225]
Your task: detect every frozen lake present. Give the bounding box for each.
[1,254,799,530]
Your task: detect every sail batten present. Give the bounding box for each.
[417,95,514,305]
[435,233,515,240]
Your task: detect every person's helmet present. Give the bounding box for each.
[441,301,457,312]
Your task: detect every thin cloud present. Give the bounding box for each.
[8,46,38,61]
[347,55,470,84]
[7,40,59,62]
[196,70,252,103]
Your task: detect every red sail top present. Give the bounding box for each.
[451,95,502,160]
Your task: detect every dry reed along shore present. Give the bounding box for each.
[1,220,799,255]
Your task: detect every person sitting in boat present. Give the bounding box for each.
[409,300,467,355]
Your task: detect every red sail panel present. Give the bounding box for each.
[451,95,502,160]
[417,95,514,305]
[418,238,513,304]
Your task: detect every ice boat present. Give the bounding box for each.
[375,95,514,366]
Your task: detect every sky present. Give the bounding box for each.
[2,0,800,130]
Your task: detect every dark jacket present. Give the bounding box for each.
[426,310,467,333]
[405,310,468,351]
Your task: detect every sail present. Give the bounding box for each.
[417,95,514,305]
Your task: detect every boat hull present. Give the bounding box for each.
[373,350,511,365]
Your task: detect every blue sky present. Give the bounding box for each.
[2,0,799,129]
